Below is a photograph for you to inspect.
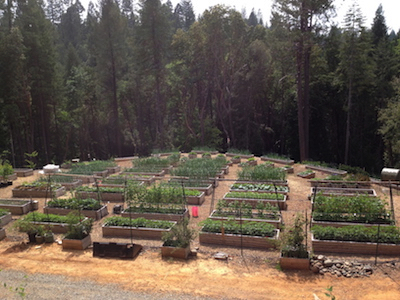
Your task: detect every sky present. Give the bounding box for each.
[166,0,400,32]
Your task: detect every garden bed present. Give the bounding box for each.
[14,168,34,177]
[312,234,400,255]
[229,182,289,195]
[223,192,287,210]
[0,212,12,227]
[161,244,191,259]
[0,173,17,181]
[0,228,5,240]
[102,225,173,239]
[305,165,347,175]
[186,191,206,205]
[209,210,281,228]
[43,205,109,221]
[261,156,295,165]
[62,235,92,250]
[310,187,377,197]
[311,218,394,228]
[76,191,124,202]
[309,180,371,188]
[0,199,37,215]
[311,226,400,255]
[12,186,66,198]
[121,208,189,222]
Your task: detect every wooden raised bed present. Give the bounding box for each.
[43,205,109,220]
[223,194,287,210]
[76,191,124,202]
[209,210,281,228]
[199,229,279,249]
[161,244,191,259]
[310,218,394,228]
[58,179,83,190]
[0,199,37,215]
[305,165,347,175]
[0,228,6,240]
[186,192,206,205]
[14,168,34,177]
[279,255,310,270]
[106,166,121,174]
[0,212,12,227]
[12,186,66,198]
[309,180,371,188]
[221,165,229,175]
[225,153,254,159]
[120,173,157,185]
[0,173,17,181]
[261,156,295,165]
[122,170,165,177]
[310,187,377,197]
[93,170,108,177]
[102,224,174,239]
[121,208,189,222]
[312,234,400,255]
[62,235,92,250]
[297,171,315,179]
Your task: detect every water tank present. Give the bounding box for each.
[381,168,400,181]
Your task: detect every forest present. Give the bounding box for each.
[1,0,400,174]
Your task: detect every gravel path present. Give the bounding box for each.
[0,269,221,300]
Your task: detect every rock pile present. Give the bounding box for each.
[310,255,374,278]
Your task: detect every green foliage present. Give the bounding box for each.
[237,165,286,181]
[24,151,38,169]
[280,214,309,258]
[312,194,393,224]
[214,199,279,220]
[171,157,227,180]
[230,183,288,193]
[312,225,400,244]
[104,216,174,229]
[47,198,102,210]
[0,162,13,179]
[201,219,276,237]
[162,218,197,248]
[225,191,285,200]
[64,212,93,240]
[66,160,117,175]
[0,209,9,217]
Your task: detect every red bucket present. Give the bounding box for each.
[192,206,199,218]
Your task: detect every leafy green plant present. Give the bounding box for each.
[64,211,93,240]
[200,219,276,237]
[0,208,9,217]
[104,216,174,229]
[312,194,393,224]
[297,169,314,176]
[237,165,286,181]
[230,183,288,192]
[225,191,285,200]
[24,151,38,169]
[162,218,197,248]
[47,198,102,210]
[312,225,400,244]
[280,214,309,258]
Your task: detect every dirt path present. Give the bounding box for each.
[1,158,400,299]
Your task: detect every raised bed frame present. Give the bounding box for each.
[311,234,400,255]
[186,192,206,205]
[62,235,92,250]
[311,218,395,228]
[0,173,17,181]
[261,156,295,165]
[199,229,279,249]
[223,194,287,210]
[305,165,347,176]
[209,210,282,228]
[0,228,6,240]
[14,168,34,177]
[12,186,66,198]
[102,224,174,239]
[310,187,377,197]
[76,191,124,202]
[0,212,12,227]
[121,208,190,222]
[43,205,109,220]
[309,180,371,188]
[0,199,37,215]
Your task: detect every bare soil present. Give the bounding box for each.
[1,158,400,299]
